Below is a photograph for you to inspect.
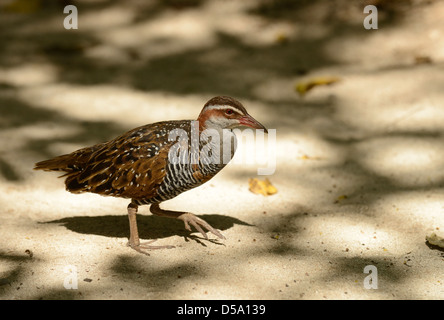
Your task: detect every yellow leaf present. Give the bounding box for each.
[334,194,348,203]
[249,178,278,196]
[275,33,289,44]
[2,0,41,13]
[295,77,340,97]
[297,154,322,160]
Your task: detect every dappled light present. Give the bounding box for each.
[0,0,443,300]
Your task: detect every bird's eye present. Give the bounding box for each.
[225,109,234,115]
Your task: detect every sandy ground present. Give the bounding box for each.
[0,0,443,300]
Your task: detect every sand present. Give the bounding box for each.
[0,0,443,300]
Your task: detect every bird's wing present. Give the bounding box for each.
[64,122,182,199]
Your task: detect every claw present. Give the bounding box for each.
[149,203,226,241]
[178,213,225,240]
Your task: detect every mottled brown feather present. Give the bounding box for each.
[35,121,182,200]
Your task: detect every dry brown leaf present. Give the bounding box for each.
[295,77,340,97]
[249,178,278,196]
[414,55,432,65]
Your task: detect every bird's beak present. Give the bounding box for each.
[239,114,268,133]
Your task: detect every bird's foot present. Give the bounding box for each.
[127,239,175,255]
[178,213,226,240]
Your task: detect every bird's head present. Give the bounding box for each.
[197,96,268,133]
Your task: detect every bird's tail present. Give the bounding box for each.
[34,154,75,172]
[34,143,105,174]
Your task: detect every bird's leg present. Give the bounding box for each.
[150,203,225,240]
[127,203,141,247]
[127,202,174,255]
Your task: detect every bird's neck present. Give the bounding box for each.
[196,123,237,166]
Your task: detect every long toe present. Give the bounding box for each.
[139,240,175,250]
[178,213,225,240]
[128,239,175,255]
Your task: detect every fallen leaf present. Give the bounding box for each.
[1,0,41,13]
[426,232,444,249]
[249,178,278,196]
[414,55,432,65]
[297,154,322,160]
[295,77,340,97]
[275,32,289,44]
[334,194,348,203]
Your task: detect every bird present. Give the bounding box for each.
[34,96,267,254]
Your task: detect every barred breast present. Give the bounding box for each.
[133,121,237,205]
